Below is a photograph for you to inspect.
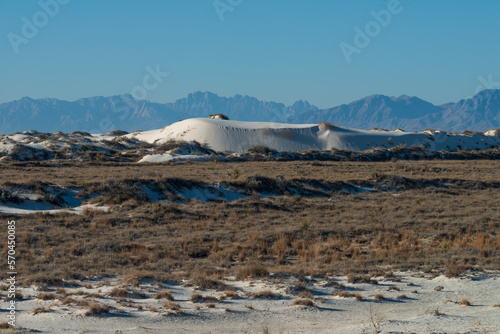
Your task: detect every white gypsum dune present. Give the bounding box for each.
[129,118,500,153]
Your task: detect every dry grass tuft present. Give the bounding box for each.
[36,292,56,300]
[154,291,174,300]
[459,299,471,306]
[85,303,110,316]
[293,298,314,307]
[32,306,50,315]
[252,289,280,299]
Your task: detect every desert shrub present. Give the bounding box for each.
[293,298,314,306]
[85,303,110,316]
[252,289,279,299]
[298,290,314,299]
[209,113,229,120]
[247,146,276,155]
[155,291,174,300]
[189,276,226,291]
[236,264,269,280]
[0,186,23,204]
[0,322,13,329]
[72,131,92,136]
[91,180,149,204]
[459,299,471,306]
[163,302,181,310]
[107,130,129,136]
[373,293,385,301]
[347,274,376,284]
[157,140,186,152]
[108,287,128,297]
[36,293,56,300]
[190,293,219,303]
[32,306,50,315]
[333,291,355,298]
[318,122,335,131]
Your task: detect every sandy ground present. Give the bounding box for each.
[3,271,500,334]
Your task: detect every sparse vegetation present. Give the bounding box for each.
[293,298,314,306]
[0,160,499,290]
[85,303,110,316]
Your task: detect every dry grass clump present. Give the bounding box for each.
[355,293,363,301]
[108,287,128,297]
[252,289,280,299]
[0,322,13,329]
[298,290,314,299]
[32,306,50,315]
[163,302,181,311]
[387,285,401,291]
[247,146,276,155]
[190,293,219,303]
[373,293,385,301]
[36,292,56,300]
[347,274,377,284]
[236,264,269,280]
[189,275,226,291]
[85,302,110,316]
[434,286,444,292]
[459,299,471,306]
[333,290,356,298]
[293,298,314,306]
[154,291,174,300]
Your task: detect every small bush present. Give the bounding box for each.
[459,299,471,306]
[36,293,56,300]
[333,290,355,298]
[298,290,314,299]
[32,307,50,315]
[247,146,276,155]
[434,286,444,292]
[293,298,314,307]
[163,302,181,311]
[109,287,128,297]
[252,289,279,299]
[236,264,269,280]
[85,303,110,316]
[155,291,174,301]
[373,293,385,301]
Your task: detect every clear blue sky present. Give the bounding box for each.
[1,0,500,108]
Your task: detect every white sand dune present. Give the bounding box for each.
[131,118,500,153]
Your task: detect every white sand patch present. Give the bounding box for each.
[4,271,500,333]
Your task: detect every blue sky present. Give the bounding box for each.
[1,0,500,108]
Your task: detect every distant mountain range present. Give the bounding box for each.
[1,90,499,134]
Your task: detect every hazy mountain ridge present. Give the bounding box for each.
[0,90,499,133]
